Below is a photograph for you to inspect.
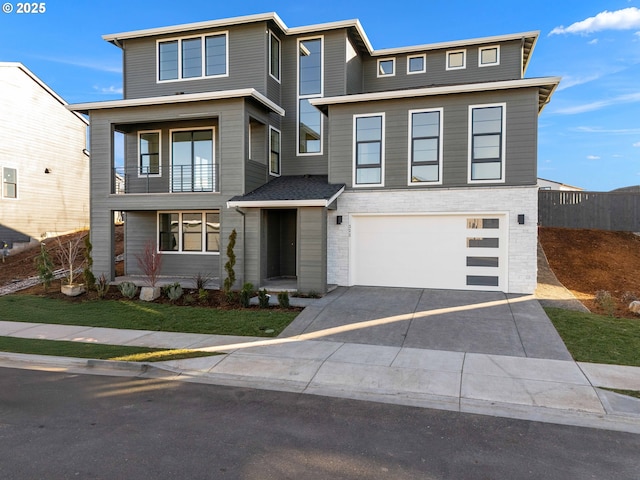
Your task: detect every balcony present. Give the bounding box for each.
[113,164,219,194]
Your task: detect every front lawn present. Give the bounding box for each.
[544,307,640,367]
[0,295,298,337]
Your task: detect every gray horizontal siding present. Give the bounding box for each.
[297,207,327,293]
[327,88,539,189]
[123,23,268,99]
[363,40,523,93]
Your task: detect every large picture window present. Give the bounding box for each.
[158,211,219,253]
[171,129,215,192]
[469,104,505,182]
[158,33,228,82]
[409,109,442,184]
[138,131,161,176]
[354,114,384,186]
[298,37,323,155]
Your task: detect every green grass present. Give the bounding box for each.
[544,307,640,367]
[0,295,298,337]
[602,388,640,400]
[0,336,218,362]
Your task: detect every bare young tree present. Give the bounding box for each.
[56,233,86,285]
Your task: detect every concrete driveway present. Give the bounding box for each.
[282,286,572,360]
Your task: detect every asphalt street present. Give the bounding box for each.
[1,367,638,479]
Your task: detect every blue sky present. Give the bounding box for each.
[1,0,639,191]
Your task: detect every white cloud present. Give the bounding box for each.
[550,7,640,35]
[633,142,640,147]
[94,85,123,95]
[573,126,640,134]
[556,73,603,91]
[588,38,599,45]
[587,155,601,160]
[554,92,640,114]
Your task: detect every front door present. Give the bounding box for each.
[266,209,297,279]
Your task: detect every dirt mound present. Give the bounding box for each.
[539,227,640,317]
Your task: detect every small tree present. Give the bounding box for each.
[56,234,86,285]
[135,240,162,287]
[83,234,96,290]
[223,229,237,296]
[34,243,54,291]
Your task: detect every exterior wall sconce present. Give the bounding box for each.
[44,168,51,174]
[518,214,525,225]
[336,215,343,225]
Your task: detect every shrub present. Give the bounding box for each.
[258,289,270,308]
[135,240,162,287]
[193,272,212,290]
[223,229,237,298]
[277,291,290,309]
[198,288,209,303]
[118,281,138,299]
[34,243,54,291]
[240,282,254,308]
[95,273,110,299]
[164,282,183,302]
[621,291,639,304]
[595,290,616,317]
[83,235,96,291]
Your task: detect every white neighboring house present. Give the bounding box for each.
[0,62,90,249]
[537,178,582,191]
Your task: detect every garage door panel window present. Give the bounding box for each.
[466,256,499,267]
[467,237,499,248]
[469,104,505,182]
[354,114,384,186]
[467,275,499,287]
[467,218,499,229]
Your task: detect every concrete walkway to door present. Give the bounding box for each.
[281,286,573,361]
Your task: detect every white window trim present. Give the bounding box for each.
[407,54,426,74]
[377,57,396,77]
[268,30,281,83]
[407,108,443,186]
[269,125,281,177]
[352,112,385,188]
[168,126,217,192]
[479,45,500,67]
[247,121,252,161]
[297,35,324,157]
[1,166,18,200]
[446,49,466,71]
[156,31,229,83]
[157,211,221,255]
[467,103,507,184]
[137,130,162,178]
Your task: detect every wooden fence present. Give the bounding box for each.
[538,190,640,231]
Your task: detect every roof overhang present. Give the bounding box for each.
[310,77,561,114]
[67,88,284,116]
[227,192,344,209]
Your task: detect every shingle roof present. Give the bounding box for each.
[227,175,345,207]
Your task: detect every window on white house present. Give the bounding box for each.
[2,167,17,198]
[158,211,219,253]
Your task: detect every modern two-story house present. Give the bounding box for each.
[69,12,559,294]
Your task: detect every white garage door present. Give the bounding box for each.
[350,214,507,291]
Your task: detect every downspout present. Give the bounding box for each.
[234,207,246,286]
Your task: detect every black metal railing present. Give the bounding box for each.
[113,164,219,194]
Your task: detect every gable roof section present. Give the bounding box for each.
[311,77,561,114]
[227,175,345,208]
[102,13,537,73]
[68,88,285,116]
[0,62,89,125]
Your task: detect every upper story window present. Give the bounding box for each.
[469,104,506,182]
[409,109,442,184]
[446,49,466,70]
[479,46,500,67]
[138,131,161,176]
[269,126,281,176]
[298,37,323,155]
[354,113,384,187]
[377,58,395,77]
[158,32,228,82]
[269,31,281,81]
[171,128,216,192]
[2,167,17,199]
[407,54,426,74]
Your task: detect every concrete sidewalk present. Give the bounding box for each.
[0,319,639,434]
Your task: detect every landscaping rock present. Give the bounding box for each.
[629,301,640,315]
[140,286,161,302]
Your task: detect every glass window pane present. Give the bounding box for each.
[159,41,178,80]
[356,116,382,141]
[412,111,439,138]
[411,164,438,182]
[413,138,438,162]
[357,142,381,165]
[140,133,160,175]
[193,132,213,192]
[205,34,226,76]
[467,218,500,229]
[3,167,16,184]
[270,129,280,174]
[409,56,424,72]
[474,134,500,159]
[473,107,502,134]
[270,34,280,79]
[182,213,202,251]
[206,213,220,252]
[356,167,381,184]
[299,38,322,95]
[481,48,498,65]
[378,59,394,75]
[467,237,499,248]
[182,38,202,78]
[299,99,321,153]
[159,213,179,251]
[471,161,502,180]
[3,168,16,198]
[466,256,499,267]
[448,51,464,68]
[467,275,499,286]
